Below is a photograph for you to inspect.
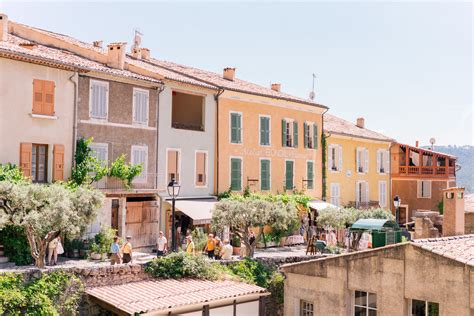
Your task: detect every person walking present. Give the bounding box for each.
[48,236,59,266]
[203,234,215,259]
[185,236,195,255]
[220,239,233,260]
[121,236,133,264]
[110,236,121,265]
[156,231,167,257]
[214,237,222,260]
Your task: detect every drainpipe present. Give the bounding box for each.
[69,71,79,167]
[214,88,224,196]
[155,83,165,190]
[321,107,329,201]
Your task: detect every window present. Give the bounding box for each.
[357,147,369,173]
[282,119,298,148]
[89,80,109,120]
[328,144,342,172]
[131,146,147,182]
[353,290,377,315]
[89,143,109,165]
[195,151,207,187]
[356,181,369,207]
[32,79,55,116]
[285,160,294,190]
[167,149,180,183]
[133,88,149,125]
[378,181,387,207]
[410,299,439,316]
[330,183,340,206]
[230,112,242,144]
[304,122,318,149]
[31,144,48,183]
[417,180,431,198]
[306,161,314,189]
[259,116,271,146]
[230,158,242,191]
[260,159,271,191]
[172,91,204,131]
[300,300,314,316]
[377,149,389,174]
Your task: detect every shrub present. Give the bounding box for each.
[267,271,285,305]
[0,164,26,183]
[226,258,271,287]
[0,225,33,266]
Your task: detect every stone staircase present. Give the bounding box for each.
[0,244,9,264]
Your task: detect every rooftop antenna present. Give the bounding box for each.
[429,138,436,151]
[131,29,143,52]
[309,73,316,101]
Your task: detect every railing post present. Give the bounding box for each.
[405,146,409,175]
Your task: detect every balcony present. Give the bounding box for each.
[398,166,455,178]
[91,173,158,193]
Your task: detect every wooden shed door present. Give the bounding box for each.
[125,200,159,249]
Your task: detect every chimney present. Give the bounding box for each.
[131,47,141,59]
[0,13,8,42]
[356,117,365,128]
[141,48,150,60]
[93,40,103,48]
[271,83,281,92]
[415,141,419,148]
[106,42,126,70]
[223,67,236,81]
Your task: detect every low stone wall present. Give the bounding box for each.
[465,212,474,234]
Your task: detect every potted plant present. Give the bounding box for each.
[89,242,102,260]
[232,234,241,256]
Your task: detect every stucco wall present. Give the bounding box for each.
[156,83,216,198]
[465,213,474,234]
[218,91,324,198]
[0,57,74,180]
[326,135,391,207]
[391,179,448,213]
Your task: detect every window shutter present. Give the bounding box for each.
[43,81,55,115]
[261,160,270,190]
[236,114,242,143]
[356,148,360,172]
[364,149,369,173]
[307,161,314,189]
[384,150,390,174]
[377,150,381,173]
[52,144,65,181]
[168,150,178,182]
[230,114,237,143]
[281,119,287,147]
[293,121,298,147]
[313,124,318,149]
[260,117,266,145]
[425,181,431,198]
[303,123,308,148]
[19,143,32,178]
[338,146,343,171]
[285,161,293,190]
[196,152,206,185]
[356,182,360,203]
[365,183,369,203]
[32,80,43,114]
[327,145,333,171]
[231,158,241,191]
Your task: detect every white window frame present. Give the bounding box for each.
[89,79,109,120]
[377,149,389,174]
[284,159,295,190]
[417,180,432,198]
[378,181,387,207]
[194,150,208,188]
[305,121,316,149]
[306,160,314,190]
[259,158,271,191]
[229,111,243,145]
[356,180,369,205]
[131,145,148,183]
[132,87,149,126]
[328,144,342,172]
[299,299,314,316]
[352,290,377,315]
[259,114,271,147]
[357,147,369,174]
[284,117,295,148]
[229,156,243,192]
[166,148,182,184]
[330,183,340,207]
[89,143,109,165]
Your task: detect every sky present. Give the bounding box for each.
[1,1,472,146]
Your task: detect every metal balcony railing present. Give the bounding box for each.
[91,173,158,192]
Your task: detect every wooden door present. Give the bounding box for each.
[125,200,159,249]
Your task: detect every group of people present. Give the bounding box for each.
[109,236,134,265]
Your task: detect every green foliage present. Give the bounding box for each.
[267,270,285,305]
[437,201,444,214]
[145,252,226,280]
[317,207,395,229]
[226,258,271,287]
[231,234,241,247]
[217,187,232,200]
[191,229,207,253]
[90,227,117,254]
[108,154,143,188]
[0,225,33,265]
[0,164,26,184]
[70,137,108,186]
[0,271,84,315]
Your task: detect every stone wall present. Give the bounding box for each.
[465,212,474,234]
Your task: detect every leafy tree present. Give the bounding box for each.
[0,182,103,268]
[108,154,143,188]
[70,137,108,186]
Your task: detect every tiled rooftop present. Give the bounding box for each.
[324,113,394,142]
[86,279,267,314]
[412,234,474,266]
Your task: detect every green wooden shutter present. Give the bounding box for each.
[261,159,270,190]
[231,158,242,190]
[260,117,270,146]
[231,113,242,143]
[281,119,287,147]
[236,114,242,143]
[307,161,314,189]
[293,121,298,148]
[285,161,294,190]
[313,124,318,149]
[304,123,308,148]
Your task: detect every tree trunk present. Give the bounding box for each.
[25,227,58,268]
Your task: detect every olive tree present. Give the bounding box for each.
[0,182,103,268]
[212,199,297,257]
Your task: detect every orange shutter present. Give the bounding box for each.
[19,143,32,178]
[52,144,65,181]
[43,81,55,115]
[32,79,43,114]
[167,150,178,182]
[196,152,206,185]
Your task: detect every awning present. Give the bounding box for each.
[351,218,399,231]
[173,199,217,225]
[308,200,339,211]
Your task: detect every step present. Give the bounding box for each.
[0,250,4,256]
[0,256,9,264]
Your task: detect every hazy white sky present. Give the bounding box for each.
[2,1,472,146]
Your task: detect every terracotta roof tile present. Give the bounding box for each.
[412,234,474,266]
[324,113,394,142]
[86,279,267,314]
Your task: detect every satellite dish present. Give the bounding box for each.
[309,91,315,101]
[429,138,436,150]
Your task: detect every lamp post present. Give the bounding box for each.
[167,178,181,252]
[393,195,401,225]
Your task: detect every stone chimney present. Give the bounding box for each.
[271,83,281,92]
[356,117,365,128]
[442,187,465,236]
[0,13,8,42]
[141,48,150,60]
[223,67,236,81]
[93,40,103,48]
[106,42,126,70]
[131,47,141,59]
[415,140,419,148]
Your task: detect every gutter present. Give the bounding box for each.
[214,88,225,195]
[68,71,79,167]
[155,83,166,190]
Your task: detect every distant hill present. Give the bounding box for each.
[422,145,473,193]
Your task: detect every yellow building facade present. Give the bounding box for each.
[324,115,393,208]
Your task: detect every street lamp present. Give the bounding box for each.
[393,195,401,225]
[167,178,181,252]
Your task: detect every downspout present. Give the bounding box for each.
[69,71,79,167]
[155,83,166,189]
[214,88,224,196]
[321,107,329,200]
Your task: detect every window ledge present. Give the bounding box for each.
[30,113,58,120]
